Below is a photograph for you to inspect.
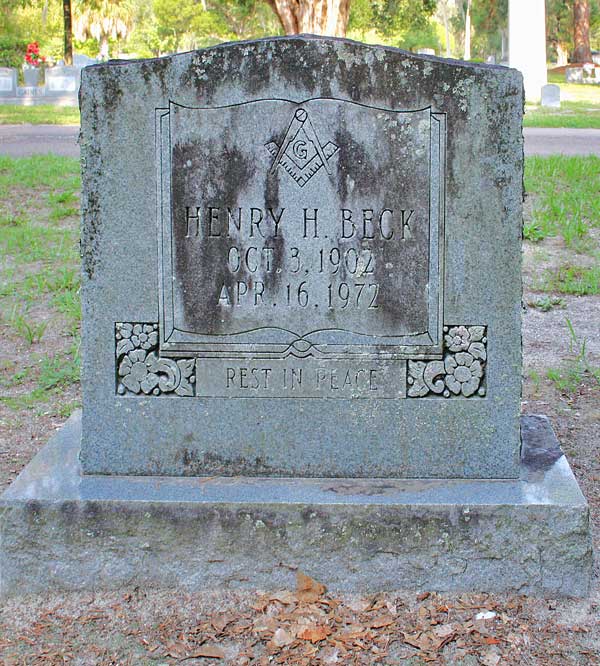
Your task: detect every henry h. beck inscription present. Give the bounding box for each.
[148,98,445,399]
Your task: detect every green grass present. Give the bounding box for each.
[524,68,600,128]
[524,101,600,129]
[536,265,600,295]
[0,155,79,193]
[546,319,600,394]
[0,155,81,410]
[547,70,600,102]
[0,104,80,126]
[524,155,600,249]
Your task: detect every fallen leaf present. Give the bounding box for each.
[296,571,327,603]
[253,616,278,634]
[269,591,297,605]
[480,650,501,666]
[417,592,431,601]
[402,631,430,650]
[483,638,502,646]
[211,613,236,633]
[271,627,295,648]
[369,615,395,629]
[297,624,332,643]
[183,645,225,660]
[433,624,455,638]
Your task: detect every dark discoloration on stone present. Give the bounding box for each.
[171,138,254,333]
[79,189,101,280]
[174,447,295,477]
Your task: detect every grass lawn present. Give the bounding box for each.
[0,104,80,125]
[523,101,600,128]
[524,68,600,128]
[0,155,81,417]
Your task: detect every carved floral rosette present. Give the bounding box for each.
[115,323,195,396]
[407,325,487,398]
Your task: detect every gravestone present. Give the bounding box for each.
[541,83,560,108]
[0,36,591,597]
[0,68,17,97]
[45,65,80,95]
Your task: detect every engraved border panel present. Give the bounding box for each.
[156,99,446,361]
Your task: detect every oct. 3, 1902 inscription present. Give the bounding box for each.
[151,97,447,398]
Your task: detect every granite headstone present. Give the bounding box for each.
[79,38,524,480]
[45,65,80,95]
[0,36,591,598]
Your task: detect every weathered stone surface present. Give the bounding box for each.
[0,412,591,598]
[79,36,523,478]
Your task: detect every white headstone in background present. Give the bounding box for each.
[541,83,560,108]
[509,0,547,101]
[45,66,80,94]
[0,68,17,96]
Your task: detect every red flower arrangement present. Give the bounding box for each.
[25,42,45,67]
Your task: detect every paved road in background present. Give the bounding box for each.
[524,127,600,156]
[0,125,79,158]
[1,124,600,158]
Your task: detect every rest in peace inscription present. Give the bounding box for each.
[154,98,446,398]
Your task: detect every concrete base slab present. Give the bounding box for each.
[0,412,591,597]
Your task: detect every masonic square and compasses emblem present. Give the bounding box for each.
[265,108,339,187]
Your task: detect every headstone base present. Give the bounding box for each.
[0,412,591,598]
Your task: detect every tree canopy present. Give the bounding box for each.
[0,0,599,66]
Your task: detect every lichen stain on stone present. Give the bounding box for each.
[81,188,101,280]
[95,66,124,112]
[173,446,290,477]
[171,134,253,334]
[140,58,170,92]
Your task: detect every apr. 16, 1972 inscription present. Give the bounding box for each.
[116,97,486,399]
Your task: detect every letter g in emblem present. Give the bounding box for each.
[292,139,308,159]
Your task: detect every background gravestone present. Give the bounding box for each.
[45,65,80,95]
[0,68,17,97]
[0,36,591,598]
[541,83,561,108]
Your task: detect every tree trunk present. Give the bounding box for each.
[556,42,569,66]
[573,0,591,63]
[463,0,472,60]
[63,0,73,66]
[99,34,110,60]
[266,0,350,37]
[443,5,450,57]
